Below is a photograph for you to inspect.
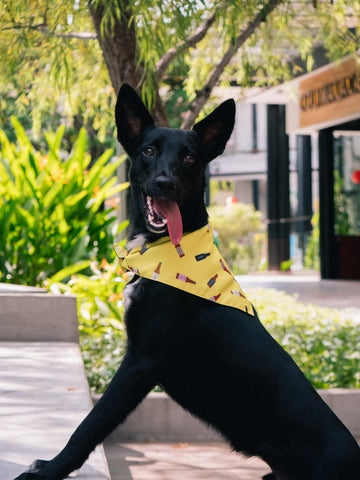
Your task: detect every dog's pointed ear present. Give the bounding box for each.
[115,84,155,152]
[192,99,235,162]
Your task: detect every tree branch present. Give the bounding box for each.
[156,6,220,81]
[58,31,97,39]
[1,23,97,40]
[181,0,284,129]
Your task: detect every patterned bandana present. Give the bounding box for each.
[114,223,254,316]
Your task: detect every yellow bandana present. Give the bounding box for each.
[114,224,254,316]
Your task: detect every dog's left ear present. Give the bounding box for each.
[192,99,235,162]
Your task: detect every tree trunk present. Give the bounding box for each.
[89,1,169,126]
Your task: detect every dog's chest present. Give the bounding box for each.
[123,276,195,351]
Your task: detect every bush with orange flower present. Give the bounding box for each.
[48,258,128,393]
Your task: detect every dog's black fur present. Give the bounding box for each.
[15,85,360,480]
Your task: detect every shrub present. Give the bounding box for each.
[0,118,128,286]
[304,212,320,271]
[49,258,128,393]
[247,287,360,389]
[208,203,266,274]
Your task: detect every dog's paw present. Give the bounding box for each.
[30,459,49,471]
[14,474,43,480]
[14,475,42,480]
[14,459,49,480]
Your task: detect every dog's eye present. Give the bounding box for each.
[184,154,195,164]
[143,146,155,157]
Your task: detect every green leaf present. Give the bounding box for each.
[0,155,16,185]
[70,127,88,171]
[64,190,88,207]
[28,152,39,177]
[16,206,35,229]
[11,116,33,150]
[84,149,117,187]
[47,261,91,286]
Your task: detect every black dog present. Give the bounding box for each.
[16,85,360,480]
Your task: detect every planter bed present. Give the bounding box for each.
[93,390,360,443]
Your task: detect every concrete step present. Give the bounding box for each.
[0,292,79,342]
[0,287,110,480]
[0,341,110,480]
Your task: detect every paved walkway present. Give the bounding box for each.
[104,442,270,480]
[237,273,360,311]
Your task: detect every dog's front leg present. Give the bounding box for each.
[15,352,158,480]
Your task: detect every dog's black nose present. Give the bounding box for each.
[153,175,177,194]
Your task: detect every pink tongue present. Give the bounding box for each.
[153,199,183,245]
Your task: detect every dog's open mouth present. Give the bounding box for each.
[143,195,183,245]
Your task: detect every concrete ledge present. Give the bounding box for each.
[0,293,78,342]
[319,389,360,439]
[0,342,110,480]
[0,283,46,293]
[106,392,222,443]
[94,390,360,443]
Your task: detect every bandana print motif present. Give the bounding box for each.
[115,224,254,316]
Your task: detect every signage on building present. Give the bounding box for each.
[299,58,360,129]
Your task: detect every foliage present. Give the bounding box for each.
[334,170,353,236]
[304,211,320,271]
[48,259,128,393]
[0,0,112,139]
[247,287,360,389]
[280,259,293,271]
[208,203,266,274]
[163,83,191,129]
[1,1,359,133]
[0,118,128,286]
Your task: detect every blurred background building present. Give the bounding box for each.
[212,55,360,279]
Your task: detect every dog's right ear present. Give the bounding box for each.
[115,84,155,152]
[192,99,235,162]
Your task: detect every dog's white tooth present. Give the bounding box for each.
[146,196,154,215]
